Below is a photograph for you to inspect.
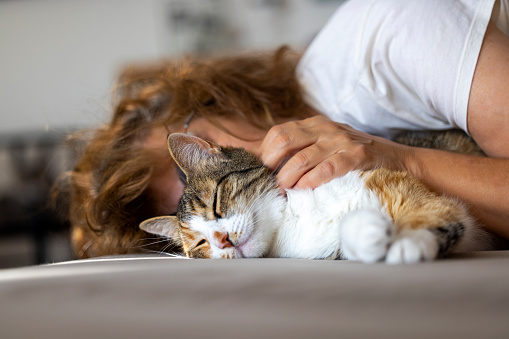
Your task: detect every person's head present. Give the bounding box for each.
[66,46,309,258]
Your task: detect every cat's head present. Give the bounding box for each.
[140,133,284,258]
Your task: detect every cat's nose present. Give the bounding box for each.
[214,231,233,249]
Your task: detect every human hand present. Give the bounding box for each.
[258,115,409,190]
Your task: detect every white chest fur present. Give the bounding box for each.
[267,171,386,259]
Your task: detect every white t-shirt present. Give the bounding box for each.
[297,0,509,139]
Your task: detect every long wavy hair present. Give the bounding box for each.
[61,46,308,258]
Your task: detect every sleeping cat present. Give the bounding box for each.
[140,132,492,263]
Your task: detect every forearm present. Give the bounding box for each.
[258,115,509,239]
[405,146,509,238]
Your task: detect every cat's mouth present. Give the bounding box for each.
[219,212,265,259]
[232,233,266,259]
[235,246,245,258]
[233,239,249,258]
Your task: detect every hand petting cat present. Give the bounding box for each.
[259,113,509,240]
[258,114,409,191]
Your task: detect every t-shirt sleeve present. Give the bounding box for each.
[298,0,498,136]
[355,0,496,132]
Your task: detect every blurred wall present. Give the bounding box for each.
[0,0,343,134]
[0,0,160,133]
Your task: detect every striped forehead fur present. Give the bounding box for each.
[183,162,272,220]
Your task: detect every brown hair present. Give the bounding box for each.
[63,46,308,258]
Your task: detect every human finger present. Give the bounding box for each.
[259,121,317,170]
[294,145,369,189]
[276,142,336,189]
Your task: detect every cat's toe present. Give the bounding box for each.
[385,229,439,264]
[341,208,394,263]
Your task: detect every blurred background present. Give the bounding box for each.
[0,0,345,268]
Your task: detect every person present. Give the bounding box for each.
[65,0,509,258]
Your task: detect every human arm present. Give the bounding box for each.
[259,114,509,239]
[419,21,509,238]
[259,22,509,239]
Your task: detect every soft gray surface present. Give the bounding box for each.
[1,251,509,339]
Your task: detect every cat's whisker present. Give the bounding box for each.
[158,241,180,255]
[137,236,167,242]
[129,233,184,258]
[137,238,174,248]
[142,249,188,259]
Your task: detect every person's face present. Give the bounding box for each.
[145,116,267,215]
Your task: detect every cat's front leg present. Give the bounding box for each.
[340,208,395,263]
[384,222,469,264]
[385,229,439,264]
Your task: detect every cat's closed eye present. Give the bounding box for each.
[196,239,207,248]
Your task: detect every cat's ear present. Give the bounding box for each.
[140,216,180,239]
[167,133,223,177]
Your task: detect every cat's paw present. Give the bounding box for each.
[340,208,395,263]
[385,229,439,264]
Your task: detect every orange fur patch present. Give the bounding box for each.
[363,169,468,230]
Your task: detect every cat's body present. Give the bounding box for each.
[262,169,485,262]
[141,132,492,263]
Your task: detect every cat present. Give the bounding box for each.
[140,131,492,263]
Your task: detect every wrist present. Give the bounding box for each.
[399,144,424,180]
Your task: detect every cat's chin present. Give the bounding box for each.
[233,238,267,258]
[234,245,247,258]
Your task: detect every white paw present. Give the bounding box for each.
[385,229,439,264]
[341,208,394,263]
